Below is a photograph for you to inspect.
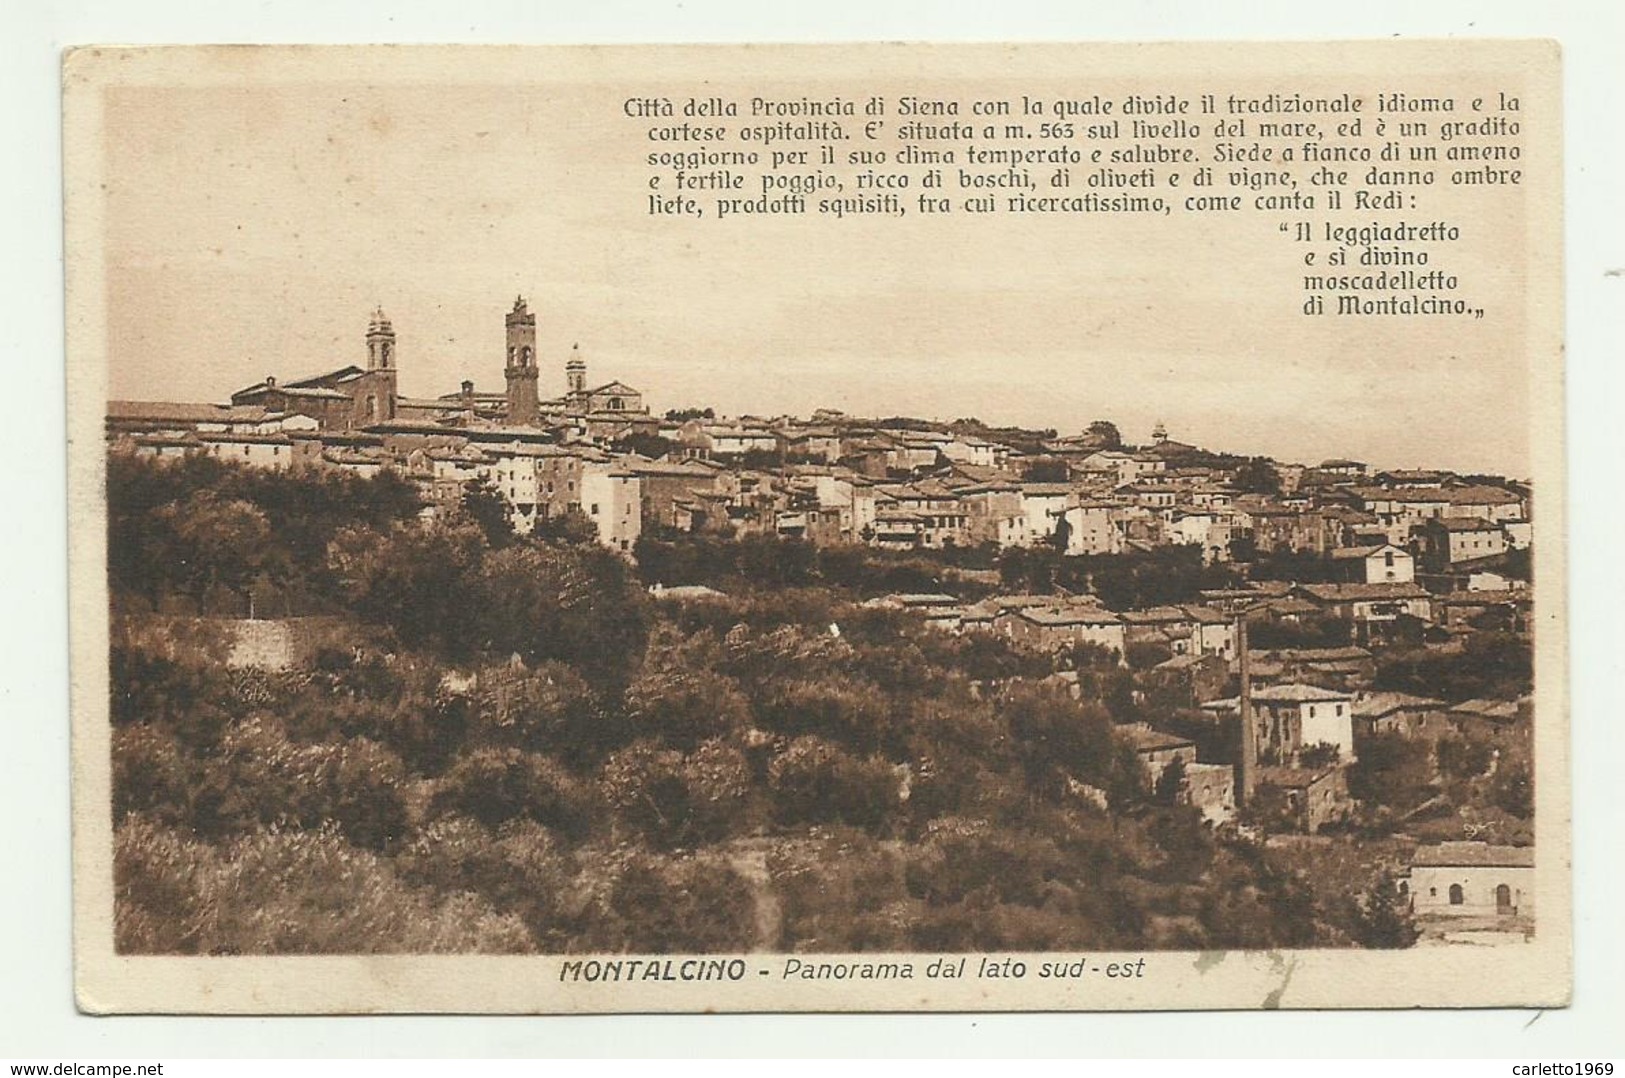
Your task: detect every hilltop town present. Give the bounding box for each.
[106,296,1537,951]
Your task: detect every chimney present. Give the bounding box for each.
[1236,614,1256,807]
[266,375,276,388]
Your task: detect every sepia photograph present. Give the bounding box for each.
[63,39,1569,1013]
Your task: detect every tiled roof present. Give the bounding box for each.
[1441,485,1522,506]
[1410,842,1533,868]
[1429,516,1504,532]
[108,400,265,423]
[1297,582,1430,602]
[1352,691,1444,717]
[1018,605,1122,626]
[1447,698,1521,722]
[1117,723,1195,753]
[1256,766,1338,788]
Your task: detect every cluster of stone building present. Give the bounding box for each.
[929,579,1532,837]
[106,295,1535,940]
[107,300,1534,583]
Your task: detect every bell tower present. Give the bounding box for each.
[362,307,398,423]
[505,295,539,426]
[566,343,587,397]
[366,307,396,372]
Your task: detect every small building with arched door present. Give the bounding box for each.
[1406,841,1534,919]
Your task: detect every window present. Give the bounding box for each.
[590,503,599,515]
[1448,883,1465,905]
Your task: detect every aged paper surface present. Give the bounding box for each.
[66,41,1567,1013]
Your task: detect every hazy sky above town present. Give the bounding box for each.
[99,53,1538,477]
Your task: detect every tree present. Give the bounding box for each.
[623,667,752,750]
[1000,683,1123,800]
[1154,754,1188,806]
[1489,761,1533,818]
[1022,457,1069,483]
[328,520,486,657]
[1351,873,1419,948]
[459,479,513,549]
[600,738,753,848]
[430,747,593,837]
[1298,741,1342,769]
[1347,732,1434,812]
[1049,512,1072,552]
[1373,631,1532,702]
[471,544,651,690]
[1436,736,1494,781]
[768,736,898,831]
[158,492,272,613]
[613,432,678,460]
[1233,457,1282,497]
[532,507,601,546]
[1086,420,1122,449]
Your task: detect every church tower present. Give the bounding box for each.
[361,307,398,422]
[504,295,539,426]
[566,343,587,397]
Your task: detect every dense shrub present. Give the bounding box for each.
[1347,732,1436,813]
[623,668,752,751]
[1374,632,1532,702]
[753,675,894,754]
[600,739,754,848]
[768,736,899,831]
[114,815,531,954]
[106,453,1445,955]
[429,748,594,838]
[767,830,912,951]
[454,661,615,767]
[180,717,410,849]
[394,816,584,949]
[586,851,758,953]
[111,724,191,826]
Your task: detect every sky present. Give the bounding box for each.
[96,46,1544,477]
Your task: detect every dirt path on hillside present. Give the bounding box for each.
[728,843,782,952]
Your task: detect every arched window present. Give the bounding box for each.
[1448,883,1465,905]
[521,346,532,367]
[1496,883,1513,912]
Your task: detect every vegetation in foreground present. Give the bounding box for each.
[105,455,1514,954]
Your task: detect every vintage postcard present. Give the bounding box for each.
[65,41,1567,1012]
